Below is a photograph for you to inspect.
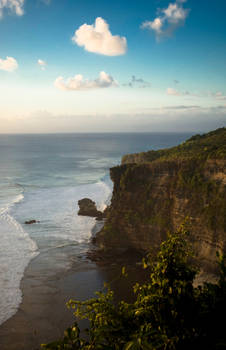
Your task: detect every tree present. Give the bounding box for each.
[41,225,226,350]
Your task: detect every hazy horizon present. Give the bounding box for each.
[0,128,221,135]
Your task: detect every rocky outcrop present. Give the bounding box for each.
[78,198,105,220]
[24,220,40,224]
[94,128,226,275]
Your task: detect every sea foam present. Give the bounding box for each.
[0,179,111,325]
[0,194,39,325]
[13,180,112,243]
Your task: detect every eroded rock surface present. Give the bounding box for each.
[94,128,226,276]
[78,198,104,219]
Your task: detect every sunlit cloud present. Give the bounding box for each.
[72,17,127,56]
[163,105,201,110]
[0,0,24,18]
[166,87,181,96]
[142,18,163,35]
[213,91,226,100]
[163,3,188,23]
[0,56,18,71]
[54,71,118,91]
[141,0,189,39]
[166,87,193,96]
[168,88,226,99]
[38,59,47,70]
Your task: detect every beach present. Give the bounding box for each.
[0,235,147,350]
[0,243,97,349]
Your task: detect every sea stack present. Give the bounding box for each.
[78,198,104,219]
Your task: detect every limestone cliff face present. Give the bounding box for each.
[95,128,226,274]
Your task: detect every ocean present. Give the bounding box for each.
[0,132,193,326]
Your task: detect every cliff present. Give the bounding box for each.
[94,128,226,274]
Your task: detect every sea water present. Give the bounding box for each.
[0,132,193,325]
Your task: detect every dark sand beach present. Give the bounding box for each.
[0,243,100,349]
[0,236,145,350]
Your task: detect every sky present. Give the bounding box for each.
[0,0,226,133]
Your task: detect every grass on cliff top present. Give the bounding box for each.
[122,127,226,164]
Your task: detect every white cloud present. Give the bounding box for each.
[214,91,226,100]
[0,0,24,18]
[163,105,201,110]
[163,3,188,23]
[167,87,201,97]
[166,87,181,96]
[142,18,163,34]
[38,59,47,70]
[0,56,18,71]
[72,17,127,56]
[207,91,226,100]
[54,71,118,91]
[142,0,189,38]
[215,91,223,97]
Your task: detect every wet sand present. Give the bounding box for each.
[0,240,145,350]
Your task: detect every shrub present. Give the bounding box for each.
[41,225,226,350]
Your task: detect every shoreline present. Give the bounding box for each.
[0,222,146,350]
[0,241,104,350]
[0,181,113,349]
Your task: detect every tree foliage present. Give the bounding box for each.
[41,225,226,350]
[122,127,226,164]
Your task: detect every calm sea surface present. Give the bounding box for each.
[0,132,193,325]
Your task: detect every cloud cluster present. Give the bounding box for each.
[72,17,127,56]
[166,87,181,96]
[38,59,47,70]
[0,0,24,18]
[142,0,189,38]
[0,56,18,71]
[124,75,151,88]
[213,91,226,100]
[167,88,226,99]
[164,105,200,110]
[54,71,118,91]
[166,87,192,96]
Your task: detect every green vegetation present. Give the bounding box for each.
[41,225,226,350]
[107,128,226,245]
[122,127,226,163]
[176,160,226,232]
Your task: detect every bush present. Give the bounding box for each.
[41,225,226,350]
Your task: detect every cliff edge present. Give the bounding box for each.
[94,128,226,274]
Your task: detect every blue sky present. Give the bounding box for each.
[0,0,226,133]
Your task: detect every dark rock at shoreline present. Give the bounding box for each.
[87,246,144,266]
[24,220,40,225]
[95,207,109,220]
[78,198,104,219]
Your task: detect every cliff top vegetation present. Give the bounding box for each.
[122,127,226,164]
